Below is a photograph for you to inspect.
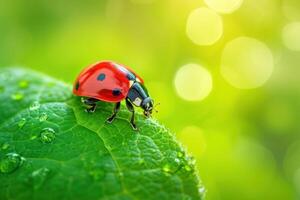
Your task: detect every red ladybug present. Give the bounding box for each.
[73,61,154,130]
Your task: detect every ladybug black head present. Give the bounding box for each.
[142,97,154,118]
[127,82,154,117]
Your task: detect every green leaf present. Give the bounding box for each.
[0,68,204,200]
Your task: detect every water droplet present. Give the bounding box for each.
[138,159,145,165]
[39,113,48,122]
[162,158,183,174]
[0,153,25,174]
[18,118,27,128]
[198,186,206,195]
[19,80,29,88]
[40,128,56,143]
[162,164,171,173]
[187,156,196,166]
[89,169,105,181]
[0,86,4,93]
[184,165,192,172]
[177,151,184,158]
[1,143,10,150]
[29,167,50,190]
[11,93,24,101]
[30,135,37,140]
[29,101,40,111]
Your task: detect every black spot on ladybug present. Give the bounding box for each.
[112,88,121,96]
[97,73,106,81]
[75,82,80,90]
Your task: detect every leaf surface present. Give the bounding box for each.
[0,68,204,200]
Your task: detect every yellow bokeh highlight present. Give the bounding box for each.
[221,37,274,89]
[174,63,213,101]
[177,126,206,157]
[204,0,243,14]
[282,22,300,51]
[186,7,223,46]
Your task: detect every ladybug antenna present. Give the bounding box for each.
[153,102,160,113]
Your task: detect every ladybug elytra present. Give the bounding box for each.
[73,61,154,130]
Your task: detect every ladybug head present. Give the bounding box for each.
[127,82,154,117]
[142,97,154,118]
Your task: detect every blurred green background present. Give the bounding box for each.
[1,0,300,199]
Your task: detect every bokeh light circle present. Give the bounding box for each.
[174,63,213,101]
[221,37,274,89]
[204,0,244,14]
[177,126,206,157]
[282,22,300,51]
[186,7,223,46]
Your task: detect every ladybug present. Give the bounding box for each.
[73,61,154,130]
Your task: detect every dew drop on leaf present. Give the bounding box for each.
[19,80,29,88]
[39,113,48,122]
[162,159,182,174]
[184,165,192,172]
[138,159,145,165]
[187,156,196,166]
[198,186,206,195]
[0,153,25,174]
[182,155,195,172]
[30,101,40,111]
[29,167,51,190]
[162,164,171,173]
[40,128,56,143]
[11,93,24,101]
[18,118,27,128]
[177,151,185,158]
[1,143,10,150]
[30,135,38,140]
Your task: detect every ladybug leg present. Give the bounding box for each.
[125,99,137,131]
[82,97,98,113]
[107,102,121,123]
